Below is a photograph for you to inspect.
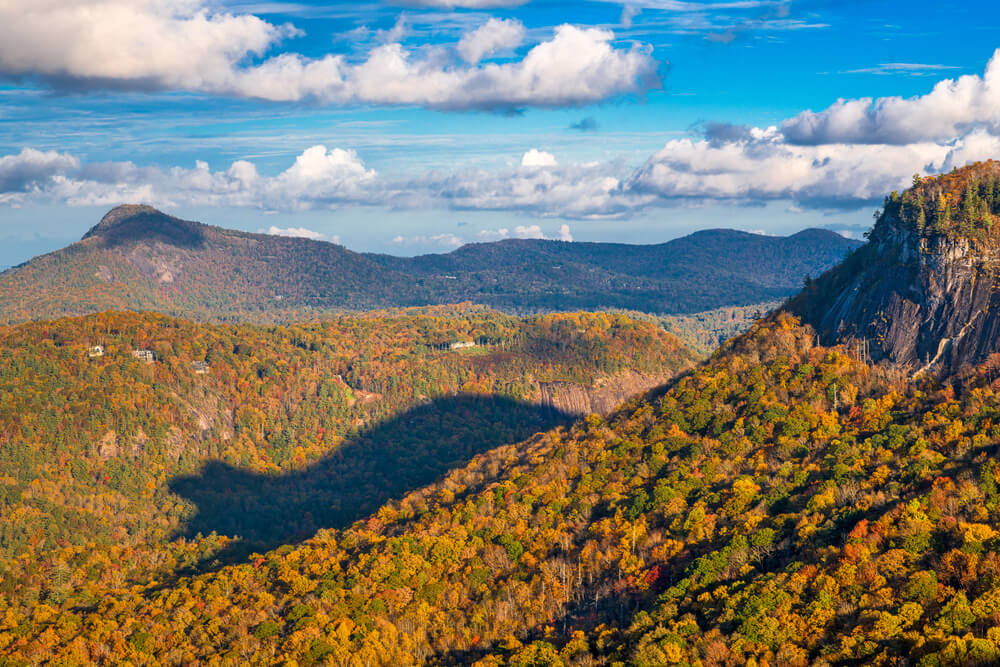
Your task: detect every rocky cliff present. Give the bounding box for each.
[537,370,677,416]
[787,161,1000,376]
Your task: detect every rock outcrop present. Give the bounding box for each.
[787,161,1000,376]
[538,370,676,416]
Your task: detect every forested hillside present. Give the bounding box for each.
[0,205,858,324]
[0,307,694,633]
[10,310,1000,665]
[7,168,1000,666]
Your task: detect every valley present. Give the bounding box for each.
[5,164,1000,664]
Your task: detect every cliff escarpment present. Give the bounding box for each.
[537,369,679,416]
[788,161,1000,376]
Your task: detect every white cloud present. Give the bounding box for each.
[266,146,377,209]
[0,148,80,197]
[376,15,409,44]
[621,5,641,28]
[0,145,381,210]
[521,149,558,167]
[4,127,996,217]
[392,233,465,248]
[457,18,525,64]
[477,228,510,241]
[225,24,659,111]
[595,0,829,38]
[477,224,573,241]
[783,49,1000,145]
[939,128,1000,172]
[513,224,545,238]
[0,0,298,89]
[0,2,660,111]
[264,225,325,240]
[419,160,635,217]
[629,127,954,208]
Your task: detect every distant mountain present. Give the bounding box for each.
[0,204,860,323]
[371,227,859,313]
[789,160,1000,376]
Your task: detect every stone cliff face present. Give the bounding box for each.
[788,214,1000,376]
[537,370,678,416]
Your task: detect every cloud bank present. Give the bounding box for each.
[5,51,1000,218]
[0,1,659,111]
[783,49,1000,145]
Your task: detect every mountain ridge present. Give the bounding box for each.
[0,205,860,324]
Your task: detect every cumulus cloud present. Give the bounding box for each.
[392,233,465,248]
[630,127,1000,209]
[392,223,573,250]
[521,149,558,167]
[264,225,325,240]
[783,49,1000,145]
[702,121,753,145]
[0,145,380,210]
[477,225,545,240]
[476,223,578,241]
[632,128,935,208]
[457,18,525,65]
[0,2,659,111]
[0,148,79,196]
[0,0,297,89]
[228,24,658,111]
[0,145,624,217]
[8,130,995,218]
[419,160,636,217]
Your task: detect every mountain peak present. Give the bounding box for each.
[788,159,1000,376]
[878,160,1000,244]
[82,205,206,248]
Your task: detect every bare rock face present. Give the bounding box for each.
[538,370,675,416]
[788,180,1000,377]
[97,430,119,458]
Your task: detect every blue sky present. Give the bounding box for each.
[1,0,999,265]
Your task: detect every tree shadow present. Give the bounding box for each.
[167,394,572,574]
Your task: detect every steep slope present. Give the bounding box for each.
[0,307,695,600]
[0,205,414,323]
[789,161,1000,376]
[14,311,1000,666]
[0,205,859,324]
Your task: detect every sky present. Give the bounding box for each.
[1,0,1000,266]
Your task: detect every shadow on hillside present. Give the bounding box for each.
[167,394,572,574]
[97,211,206,249]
